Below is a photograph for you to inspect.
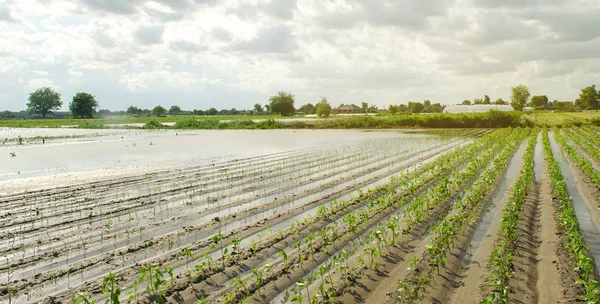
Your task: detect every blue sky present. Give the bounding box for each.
[0,0,599,111]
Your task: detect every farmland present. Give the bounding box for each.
[1,127,600,304]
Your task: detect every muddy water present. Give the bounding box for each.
[1,129,427,180]
[549,131,600,273]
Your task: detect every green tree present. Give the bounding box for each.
[269,91,295,116]
[425,103,444,113]
[473,98,483,104]
[315,97,332,118]
[575,85,599,110]
[0,111,16,118]
[297,103,315,114]
[408,102,424,113]
[254,103,264,114]
[461,100,471,105]
[361,102,368,113]
[126,106,142,115]
[169,105,182,115]
[368,104,378,113]
[510,85,530,111]
[494,98,505,105]
[206,107,218,115]
[483,95,491,104]
[152,105,167,116]
[530,95,549,109]
[70,92,99,118]
[27,87,62,118]
[423,100,431,108]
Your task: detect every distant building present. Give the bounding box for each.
[443,105,514,114]
[336,104,361,114]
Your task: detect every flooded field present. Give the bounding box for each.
[1,127,599,304]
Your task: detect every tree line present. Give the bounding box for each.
[6,84,600,119]
[23,87,99,118]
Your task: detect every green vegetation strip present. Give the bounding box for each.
[398,127,527,301]
[554,127,600,190]
[542,129,600,302]
[482,128,538,303]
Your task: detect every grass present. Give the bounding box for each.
[521,111,600,126]
[0,115,287,128]
[2,111,600,129]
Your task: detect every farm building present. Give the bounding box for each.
[443,104,514,114]
[336,104,361,114]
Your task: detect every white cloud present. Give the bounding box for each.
[0,0,599,111]
[27,78,57,90]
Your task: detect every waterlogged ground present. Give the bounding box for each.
[1,129,434,191]
[2,127,599,304]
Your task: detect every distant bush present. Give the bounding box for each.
[77,121,106,129]
[143,120,165,129]
[174,119,220,129]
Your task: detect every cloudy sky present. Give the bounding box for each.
[0,0,599,111]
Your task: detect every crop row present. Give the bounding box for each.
[1,138,460,302]
[481,128,538,303]
[397,127,528,301]
[236,128,513,304]
[207,129,514,303]
[541,129,600,302]
[2,137,441,267]
[554,127,600,189]
[11,132,482,302]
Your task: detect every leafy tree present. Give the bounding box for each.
[423,100,431,108]
[494,98,506,105]
[298,103,315,114]
[575,85,599,110]
[127,106,142,115]
[206,108,218,115]
[169,105,182,115]
[368,104,379,113]
[0,111,16,118]
[152,105,167,116]
[27,87,62,118]
[361,102,368,113]
[408,102,424,114]
[483,95,491,104]
[461,100,471,105]
[269,91,295,116]
[424,103,444,113]
[192,109,204,115]
[70,92,99,118]
[553,100,576,112]
[388,104,408,114]
[315,97,332,118]
[254,103,264,114]
[264,104,271,113]
[530,95,549,109]
[510,85,530,111]
[473,98,483,104]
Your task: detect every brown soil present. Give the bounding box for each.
[509,181,540,304]
[536,161,570,304]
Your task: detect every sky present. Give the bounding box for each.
[0,0,599,111]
